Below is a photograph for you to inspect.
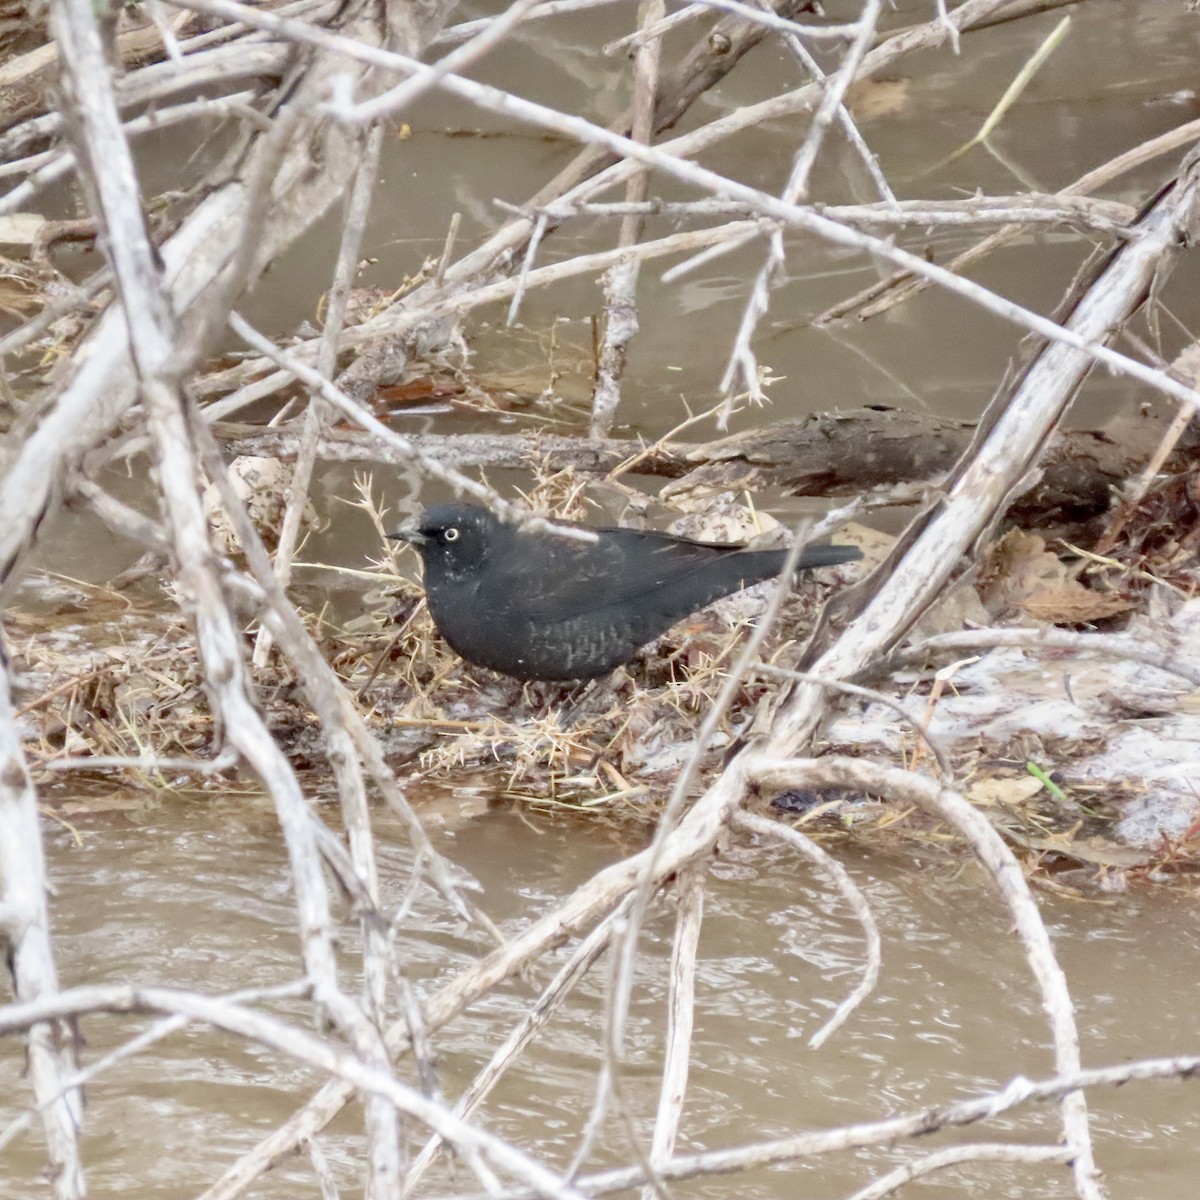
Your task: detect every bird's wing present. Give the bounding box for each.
[493,528,740,621]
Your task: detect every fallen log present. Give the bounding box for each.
[213,401,1193,533]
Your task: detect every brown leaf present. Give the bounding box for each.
[968,774,1045,807]
[1020,584,1133,623]
[980,529,1131,623]
[846,78,910,120]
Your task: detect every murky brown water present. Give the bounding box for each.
[2,796,1198,1198]
[28,0,1200,597]
[6,0,1200,1195]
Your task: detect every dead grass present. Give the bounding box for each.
[9,460,1199,889]
[14,551,1179,891]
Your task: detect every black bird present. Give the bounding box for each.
[391,502,861,682]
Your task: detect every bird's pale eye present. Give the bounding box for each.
[443,527,460,543]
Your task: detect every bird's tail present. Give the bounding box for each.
[795,543,863,570]
[725,543,862,593]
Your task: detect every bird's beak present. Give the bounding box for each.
[387,518,426,546]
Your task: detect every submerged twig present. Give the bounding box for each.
[731,812,880,1048]
[751,756,1101,1196]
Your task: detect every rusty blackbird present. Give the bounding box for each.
[391,502,861,681]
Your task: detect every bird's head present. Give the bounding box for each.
[389,503,499,580]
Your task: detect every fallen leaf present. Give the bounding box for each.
[1007,831,1154,869]
[847,78,910,120]
[980,529,1131,623]
[968,774,1045,806]
[0,212,45,247]
[1021,585,1133,623]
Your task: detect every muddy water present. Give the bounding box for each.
[37,0,1200,595]
[239,0,1200,436]
[2,796,1198,1198]
[6,0,1200,1195]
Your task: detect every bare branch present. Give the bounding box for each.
[0,658,83,1198]
[748,756,1100,1198]
[732,812,881,1049]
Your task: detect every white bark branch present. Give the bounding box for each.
[0,659,84,1199]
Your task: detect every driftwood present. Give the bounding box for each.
[0,8,209,140]
[670,404,1195,530]
[4,3,1200,1200]
[0,0,457,588]
[216,402,1189,533]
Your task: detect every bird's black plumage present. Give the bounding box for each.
[391,503,861,681]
